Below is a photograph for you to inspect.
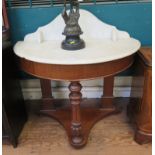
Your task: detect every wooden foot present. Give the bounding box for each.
[127,98,152,144]
[134,130,152,144]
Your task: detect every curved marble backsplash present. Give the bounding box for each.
[24,9,130,43]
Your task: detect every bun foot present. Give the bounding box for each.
[70,136,86,149]
[72,136,83,144]
[134,130,152,144]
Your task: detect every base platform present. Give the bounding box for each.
[40,99,121,148]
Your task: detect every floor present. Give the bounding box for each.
[3,99,152,155]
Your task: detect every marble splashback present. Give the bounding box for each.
[24,9,130,43]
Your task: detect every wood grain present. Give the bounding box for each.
[128,48,152,144]
[40,79,54,110]
[20,55,134,81]
[101,76,115,108]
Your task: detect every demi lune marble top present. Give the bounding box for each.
[14,9,141,65]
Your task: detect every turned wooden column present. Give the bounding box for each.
[101,76,115,109]
[40,79,54,110]
[69,81,83,145]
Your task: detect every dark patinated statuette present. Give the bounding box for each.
[61,0,85,50]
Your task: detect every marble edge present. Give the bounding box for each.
[13,38,141,65]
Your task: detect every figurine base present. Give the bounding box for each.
[61,36,85,51]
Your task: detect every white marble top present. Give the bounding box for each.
[14,9,141,65]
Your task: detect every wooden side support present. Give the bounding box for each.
[40,79,54,110]
[101,76,115,109]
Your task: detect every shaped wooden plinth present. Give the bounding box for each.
[40,82,121,148]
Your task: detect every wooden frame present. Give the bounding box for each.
[20,54,134,148]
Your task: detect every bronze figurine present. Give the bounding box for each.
[61,0,85,50]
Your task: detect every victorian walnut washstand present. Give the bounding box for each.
[14,9,140,148]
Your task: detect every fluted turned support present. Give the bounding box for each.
[69,81,83,145]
